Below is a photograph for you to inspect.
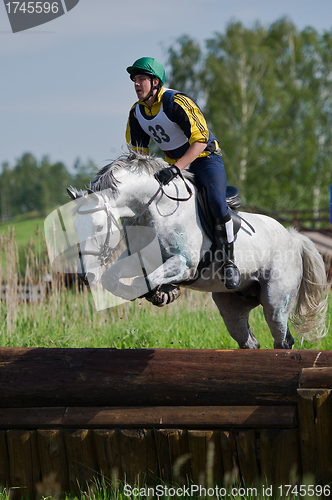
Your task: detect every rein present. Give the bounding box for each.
[158,172,193,202]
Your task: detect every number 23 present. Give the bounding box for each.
[148,125,170,144]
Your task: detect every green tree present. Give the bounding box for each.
[165,19,332,212]
[0,153,87,218]
[167,35,203,101]
[14,153,40,214]
[72,157,97,191]
[0,162,14,220]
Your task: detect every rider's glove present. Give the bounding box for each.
[154,165,181,185]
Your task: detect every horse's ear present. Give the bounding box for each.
[67,187,79,200]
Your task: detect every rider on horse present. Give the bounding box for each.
[125,57,240,289]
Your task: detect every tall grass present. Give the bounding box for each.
[1,477,329,500]
[0,226,331,350]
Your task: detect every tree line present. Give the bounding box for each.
[166,18,332,213]
[0,153,96,220]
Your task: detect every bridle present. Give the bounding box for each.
[76,174,193,272]
[76,198,122,267]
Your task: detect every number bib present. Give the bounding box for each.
[135,102,188,152]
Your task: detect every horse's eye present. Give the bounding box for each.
[96,225,104,232]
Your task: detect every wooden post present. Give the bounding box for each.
[64,429,98,496]
[297,389,332,484]
[187,430,222,487]
[117,429,157,486]
[235,430,259,486]
[36,429,69,496]
[154,429,190,485]
[260,429,300,488]
[220,431,240,487]
[92,429,121,483]
[6,430,41,500]
[0,431,9,488]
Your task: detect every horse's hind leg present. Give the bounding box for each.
[212,292,261,349]
[260,289,295,349]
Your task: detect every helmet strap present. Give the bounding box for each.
[142,77,161,103]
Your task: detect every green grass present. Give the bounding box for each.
[0,215,45,249]
[1,285,331,350]
[0,211,331,350]
[1,477,329,500]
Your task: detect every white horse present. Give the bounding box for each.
[67,150,328,349]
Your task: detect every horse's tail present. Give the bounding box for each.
[289,228,329,342]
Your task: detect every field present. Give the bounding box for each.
[0,215,45,275]
[0,217,332,500]
[0,215,331,350]
[0,214,45,249]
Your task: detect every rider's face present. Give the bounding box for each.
[133,75,158,100]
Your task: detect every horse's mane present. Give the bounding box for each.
[91,149,169,193]
[67,149,194,201]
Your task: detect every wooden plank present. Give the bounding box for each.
[6,430,41,500]
[36,429,69,496]
[0,348,331,408]
[0,430,9,487]
[235,430,259,486]
[63,405,298,429]
[0,405,298,429]
[297,389,332,483]
[299,367,332,388]
[0,407,65,429]
[64,429,98,496]
[260,429,300,488]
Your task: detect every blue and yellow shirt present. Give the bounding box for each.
[126,87,219,164]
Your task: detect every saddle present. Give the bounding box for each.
[196,185,242,243]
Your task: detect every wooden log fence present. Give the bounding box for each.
[0,348,332,498]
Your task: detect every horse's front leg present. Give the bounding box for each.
[101,250,145,300]
[101,254,189,302]
[131,254,189,304]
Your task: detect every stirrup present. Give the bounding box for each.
[223,262,241,289]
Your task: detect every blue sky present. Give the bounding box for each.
[1,0,332,173]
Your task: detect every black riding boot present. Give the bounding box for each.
[215,215,241,289]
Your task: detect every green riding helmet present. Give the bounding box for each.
[126,57,165,86]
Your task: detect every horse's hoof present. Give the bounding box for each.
[146,285,181,307]
[274,340,294,349]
